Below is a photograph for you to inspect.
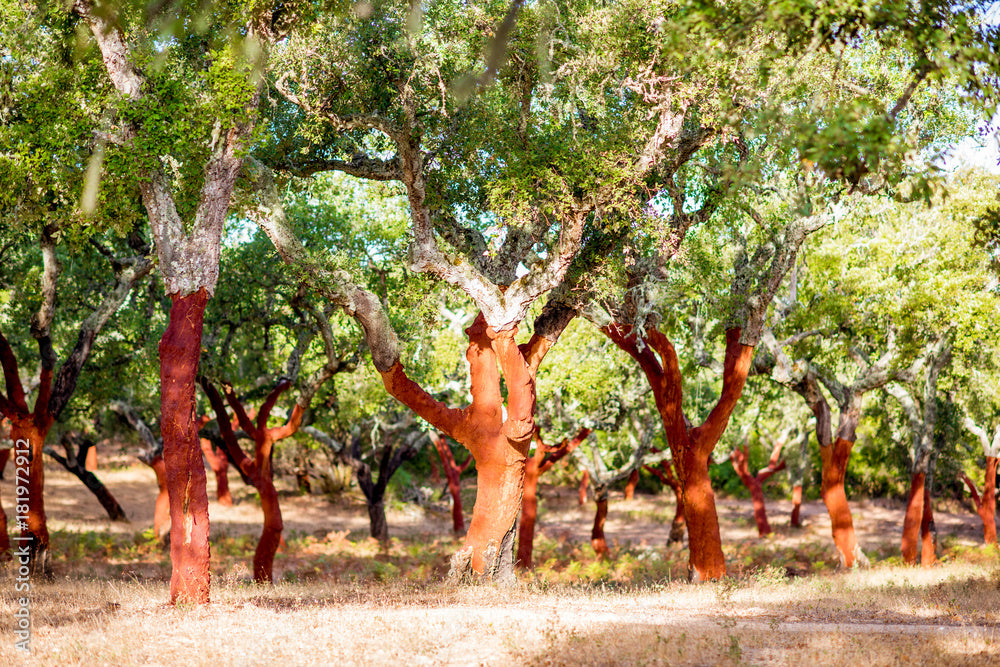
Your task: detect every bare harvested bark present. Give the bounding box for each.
[730,438,786,536]
[110,402,168,538]
[606,324,753,581]
[201,377,306,583]
[517,426,590,568]
[960,457,998,545]
[76,0,268,603]
[429,432,472,534]
[920,484,936,568]
[901,472,926,564]
[624,469,640,501]
[200,437,233,506]
[161,290,212,601]
[579,470,589,506]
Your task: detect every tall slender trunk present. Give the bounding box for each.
[253,443,283,584]
[578,470,589,506]
[430,433,469,534]
[200,438,232,506]
[160,290,211,604]
[517,449,543,568]
[901,472,925,564]
[730,443,785,537]
[820,438,863,568]
[591,485,609,558]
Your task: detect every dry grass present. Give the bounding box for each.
[1,561,999,666]
[2,464,999,665]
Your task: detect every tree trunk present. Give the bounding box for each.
[517,449,543,569]
[579,470,589,506]
[920,485,936,567]
[457,443,526,582]
[430,433,468,534]
[591,485,609,558]
[981,456,998,545]
[901,471,925,564]
[159,289,211,604]
[0,447,9,559]
[681,445,725,580]
[820,438,864,568]
[147,455,171,540]
[730,445,775,537]
[367,495,389,543]
[624,469,639,501]
[85,445,97,471]
[669,493,686,544]
[200,437,233,506]
[790,485,803,528]
[253,446,283,584]
[13,421,52,578]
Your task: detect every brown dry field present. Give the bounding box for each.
[1,458,998,666]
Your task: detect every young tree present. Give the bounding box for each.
[427,432,473,535]
[729,430,788,537]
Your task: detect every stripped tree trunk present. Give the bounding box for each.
[200,437,233,506]
[429,432,472,534]
[960,457,998,545]
[579,471,589,506]
[789,426,810,528]
[201,378,306,584]
[960,417,999,545]
[606,325,753,581]
[516,427,590,568]
[730,438,786,537]
[624,469,640,501]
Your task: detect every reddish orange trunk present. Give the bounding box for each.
[646,459,686,543]
[517,427,589,569]
[624,469,639,501]
[517,449,543,569]
[148,455,171,540]
[578,470,589,506]
[820,438,861,567]
[160,289,211,604]
[430,433,470,534]
[462,443,527,574]
[961,458,998,545]
[730,444,784,537]
[681,444,725,580]
[606,325,752,581]
[670,494,686,544]
[253,439,283,583]
[790,485,803,528]
[379,314,549,581]
[901,472,925,564]
[591,486,609,558]
[12,420,52,577]
[983,457,998,545]
[85,445,97,471]
[200,437,232,506]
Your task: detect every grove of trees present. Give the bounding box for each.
[1,0,999,604]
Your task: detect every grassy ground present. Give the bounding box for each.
[1,463,998,665]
